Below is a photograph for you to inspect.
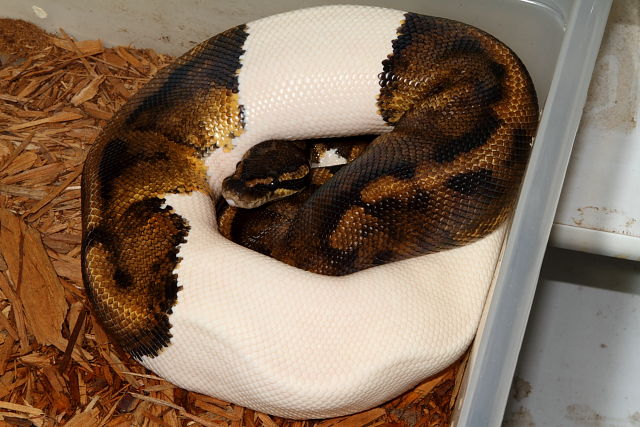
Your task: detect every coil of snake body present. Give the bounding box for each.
[81,5,538,419]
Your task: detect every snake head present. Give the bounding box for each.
[221,140,311,209]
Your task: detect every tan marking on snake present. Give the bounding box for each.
[329,206,380,251]
[279,164,310,181]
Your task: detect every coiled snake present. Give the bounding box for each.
[81,5,538,419]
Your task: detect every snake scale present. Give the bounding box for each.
[81,5,538,418]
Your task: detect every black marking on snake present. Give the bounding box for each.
[380,13,507,124]
[433,112,502,163]
[151,262,165,273]
[473,63,505,104]
[382,14,484,83]
[81,225,114,296]
[489,60,506,80]
[97,137,131,201]
[513,128,531,148]
[273,177,309,190]
[84,198,189,359]
[448,35,484,56]
[503,128,533,168]
[195,25,248,91]
[388,160,418,180]
[129,199,188,359]
[405,189,431,211]
[372,250,397,266]
[446,169,495,196]
[397,16,501,70]
[131,319,172,360]
[82,225,112,254]
[387,13,437,55]
[97,137,171,201]
[114,269,134,289]
[365,189,430,247]
[124,24,249,129]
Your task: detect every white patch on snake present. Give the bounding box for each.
[311,148,348,168]
[204,5,402,196]
[140,190,507,419]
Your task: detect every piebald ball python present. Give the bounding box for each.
[81,5,538,419]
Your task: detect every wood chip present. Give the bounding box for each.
[0,274,30,352]
[18,353,51,368]
[316,408,386,427]
[4,111,83,132]
[2,163,64,185]
[83,102,113,120]
[129,393,182,412]
[50,37,103,56]
[25,164,83,219]
[194,398,240,421]
[1,151,38,177]
[71,75,105,106]
[0,184,47,199]
[256,413,280,427]
[0,133,34,174]
[0,209,68,351]
[0,310,18,341]
[115,47,145,73]
[51,258,83,283]
[64,405,101,427]
[0,400,44,416]
[0,93,29,103]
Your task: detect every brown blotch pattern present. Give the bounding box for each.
[82,25,247,357]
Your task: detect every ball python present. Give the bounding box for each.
[81,5,538,419]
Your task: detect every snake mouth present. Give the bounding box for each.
[222,172,310,209]
[222,185,304,209]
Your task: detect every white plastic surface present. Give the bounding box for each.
[551,0,640,261]
[504,248,640,426]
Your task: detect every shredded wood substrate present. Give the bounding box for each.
[0,19,468,427]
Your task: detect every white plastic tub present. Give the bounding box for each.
[1,0,611,424]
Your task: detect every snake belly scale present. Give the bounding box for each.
[81,5,538,419]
